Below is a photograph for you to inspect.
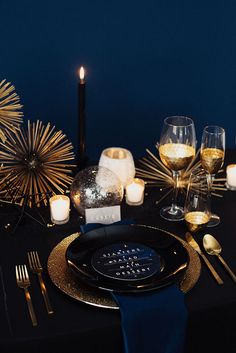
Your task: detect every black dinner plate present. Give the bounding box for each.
[65,224,189,293]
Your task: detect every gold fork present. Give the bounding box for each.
[27,251,54,315]
[15,264,38,326]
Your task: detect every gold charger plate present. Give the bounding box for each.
[47,227,201,309]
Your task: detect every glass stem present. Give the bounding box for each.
[169,171,179,214]
[207,173,215,192]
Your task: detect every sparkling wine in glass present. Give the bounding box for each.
[159,116,196,221]
[200,125,225,227]
[184,168,211,233]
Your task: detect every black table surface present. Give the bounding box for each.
[1,149,236,353]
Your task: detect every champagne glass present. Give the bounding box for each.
[200,125,225,227]
[159,116,196,221]
[184,168,211,233]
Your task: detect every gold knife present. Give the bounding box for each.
[185,232,224,285]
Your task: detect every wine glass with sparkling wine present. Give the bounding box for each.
[159,116,196,221]
[184,168,211,233]
[200,125,225,227]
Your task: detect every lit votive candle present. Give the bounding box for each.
[226,164,236,190]
[126,178,145,206]
[49,195,70,224]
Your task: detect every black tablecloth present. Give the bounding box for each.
[1,150,236,353]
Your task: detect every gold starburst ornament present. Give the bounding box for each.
[0,79,23,142]
[0,120,75,207]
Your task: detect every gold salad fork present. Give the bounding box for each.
[27,251,54,315]
[15,264,38,326]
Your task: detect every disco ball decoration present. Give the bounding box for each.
[70,165,124,215]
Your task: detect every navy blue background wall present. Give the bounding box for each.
[1,0,236,161]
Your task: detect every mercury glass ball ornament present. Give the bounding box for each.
[70,165,124,215]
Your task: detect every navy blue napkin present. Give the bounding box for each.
[80,221,187,353]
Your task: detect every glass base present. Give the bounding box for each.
[206,213,220,227]
[160,205,184,221]
[51,216,69,225]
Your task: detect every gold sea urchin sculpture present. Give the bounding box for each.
[136,145,227,205]
[0,79,23,142]
[0,120,75,207]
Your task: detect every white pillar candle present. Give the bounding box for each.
[226,164,236,190]
[126,178,145,206]
[49,195,70,224]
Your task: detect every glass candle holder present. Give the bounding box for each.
[49,195,70,225]
[226,164,236,190]
[125,178,145,206]
[98,147,135,188]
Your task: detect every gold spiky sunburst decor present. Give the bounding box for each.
[136,145,227,205]
[0,120,76,207]
[0,79,23,142]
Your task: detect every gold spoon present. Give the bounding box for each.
[203,234,236,283]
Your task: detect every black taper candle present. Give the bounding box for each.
[78,66,86,170]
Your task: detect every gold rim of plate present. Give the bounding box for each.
[47,226,201,310]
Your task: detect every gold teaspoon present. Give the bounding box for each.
[203,234,236,283]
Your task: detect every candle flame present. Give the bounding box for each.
[79,66,85,80]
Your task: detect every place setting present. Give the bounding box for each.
[42,115,228,353]
[16,113,235,353]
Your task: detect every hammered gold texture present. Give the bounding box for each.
[47,229,201,310]
[47,233,118,309]
[177,236,201,293]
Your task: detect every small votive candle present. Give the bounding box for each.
[49,195,70,224]
[125,178,145,206]
[226,164,236,190]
